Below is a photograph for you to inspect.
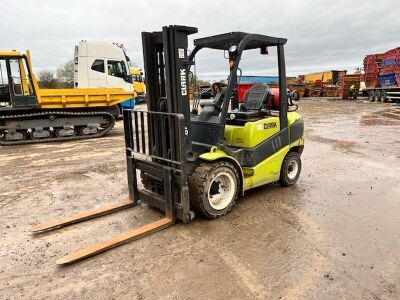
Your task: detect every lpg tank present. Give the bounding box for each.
[268,88,280,109]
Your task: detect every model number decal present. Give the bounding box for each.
[178,48,185,59]
[264,122,277,129]
[180,69,187,96]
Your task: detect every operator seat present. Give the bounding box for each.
[243,84,270,110]
[197,88,225,121]
[230,84,271,120]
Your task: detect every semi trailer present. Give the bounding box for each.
[363,49,400,102]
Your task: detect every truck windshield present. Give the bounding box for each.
[132,75,143,82]
[107,60,127,78]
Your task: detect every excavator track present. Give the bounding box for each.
[0,110,116,146]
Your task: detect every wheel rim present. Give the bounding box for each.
[207,172,235,210]
[368,92,374,101]
[380,91,386,102]
[287,159,299,180]
[374,91,381,102]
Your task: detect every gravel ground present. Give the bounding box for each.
[0,99,399,299]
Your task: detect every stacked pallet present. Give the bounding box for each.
[363,53,384,88]
[338,72,361,99]
[378,47,400,87]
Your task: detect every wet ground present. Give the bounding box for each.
[0,98,399,299]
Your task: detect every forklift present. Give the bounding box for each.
[32,25,304,264]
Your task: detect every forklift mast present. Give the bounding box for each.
[142,25,198,152]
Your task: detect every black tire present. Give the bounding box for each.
[368,90,375,102]
[380,90,387,102]
[279,151,302,187]
[189,161,240,219]
[374,90,381,102]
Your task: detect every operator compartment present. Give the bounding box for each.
[224,116,280,148]
[225,84,280,148]
[226,84,280,123]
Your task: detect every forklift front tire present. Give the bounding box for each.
[189,161,239,219]
[279,151,302,186]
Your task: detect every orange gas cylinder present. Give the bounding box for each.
[268,88,280,109]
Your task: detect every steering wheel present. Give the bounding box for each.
[212,83,227,109]
[211,82,223,96]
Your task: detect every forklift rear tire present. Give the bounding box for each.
[279,151,301,187]
[189,161,239,219]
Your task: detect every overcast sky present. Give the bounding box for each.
[2,0,399,80]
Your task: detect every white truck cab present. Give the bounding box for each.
[74,41,133,92]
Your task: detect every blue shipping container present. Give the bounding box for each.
[239,76,279,84]
[380,59,398,67]
[378,73,398,87]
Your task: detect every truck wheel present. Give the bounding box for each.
[279,151,302,187]
[189,161,239,219]
[374,90,381,102]
[368,90,375,102]
[380,90,387,102]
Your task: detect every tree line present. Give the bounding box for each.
[37,60,74,88]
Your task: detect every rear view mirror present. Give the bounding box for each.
[124,75,133,83]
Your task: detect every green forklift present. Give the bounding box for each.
[32,25,304,264]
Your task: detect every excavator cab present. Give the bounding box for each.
[0,52,37,108]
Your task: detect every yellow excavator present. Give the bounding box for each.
[0,50,136,145]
